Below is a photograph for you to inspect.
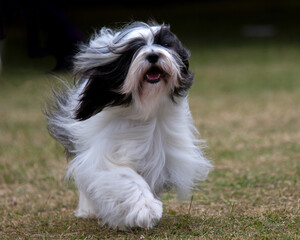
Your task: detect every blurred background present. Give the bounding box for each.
[1,1,300,238]
[1,0,300,73]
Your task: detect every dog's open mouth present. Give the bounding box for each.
[144,67,164,84]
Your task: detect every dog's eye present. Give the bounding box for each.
[162,41,174,48]
[154,28,176,49]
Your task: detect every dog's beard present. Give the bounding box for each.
[121,47,182,119]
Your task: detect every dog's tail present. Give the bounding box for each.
[44,78,79,159]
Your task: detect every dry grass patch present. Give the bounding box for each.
[1,43,299,239]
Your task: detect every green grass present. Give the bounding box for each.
[1,38,300,239]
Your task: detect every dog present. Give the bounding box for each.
[46,21,212,230]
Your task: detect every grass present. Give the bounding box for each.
[1,33,300,239]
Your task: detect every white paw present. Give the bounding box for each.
[127,198,163,230]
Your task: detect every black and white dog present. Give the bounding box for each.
[46,21,212,230]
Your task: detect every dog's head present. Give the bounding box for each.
[74,21,194,120]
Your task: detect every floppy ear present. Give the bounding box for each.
[74,51,133,121]
[169,33,194,98]
[74,37,147,121]
[174,45,194,97]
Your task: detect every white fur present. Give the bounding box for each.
[62,93,211,230]
[48,23,212,230]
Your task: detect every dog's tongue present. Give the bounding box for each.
[146,68,161,81]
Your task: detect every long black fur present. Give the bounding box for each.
[75,38,146,120]
[75,23,194,121]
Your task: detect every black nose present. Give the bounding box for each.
[146,53,159,64]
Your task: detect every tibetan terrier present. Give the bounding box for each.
[46,21,212,230]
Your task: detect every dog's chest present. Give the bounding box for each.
[107,115,175,193]
[128,119,171,193]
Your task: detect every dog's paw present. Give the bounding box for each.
[129,198,163,229]
[111,197,163,231]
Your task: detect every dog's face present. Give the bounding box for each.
[74,22,194,120]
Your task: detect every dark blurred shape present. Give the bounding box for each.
[22,1,86,71]
[241,25,277,38]
[1,0,86,71]
[1,0,300,73]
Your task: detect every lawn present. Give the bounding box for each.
[0,24,300,240]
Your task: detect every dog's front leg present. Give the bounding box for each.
[74,167,162,230]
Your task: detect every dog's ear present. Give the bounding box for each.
[172,43,194,98]
[74,37,146,121]
[74,51,133,121]
[72,29,123,121]
[174,42,194,97]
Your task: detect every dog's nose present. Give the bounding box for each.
[146,53,159,64]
